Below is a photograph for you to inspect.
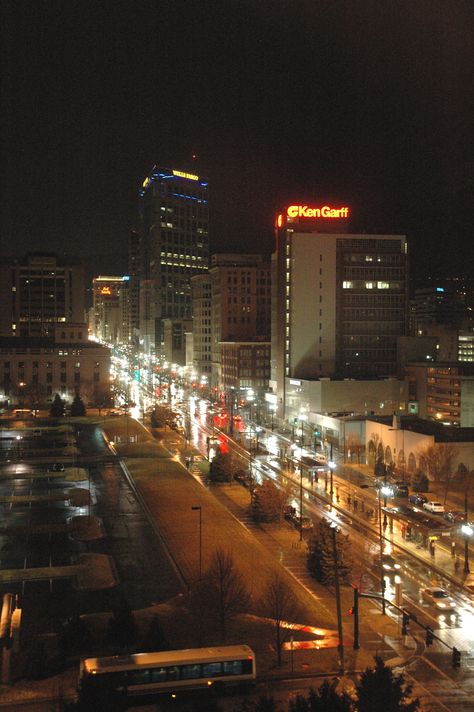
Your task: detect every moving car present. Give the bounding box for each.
[48,463,65,472]
[421,587,456,610]
[423,501,445,514]
[372,554,401,574]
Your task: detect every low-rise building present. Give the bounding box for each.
[0,325,111,408]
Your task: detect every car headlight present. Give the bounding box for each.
[437,603,446,608]
[383,564,390,570]
[394,564,401,569]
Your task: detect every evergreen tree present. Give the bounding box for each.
[355,656,420,712]
[50,393,65,417]
[70,394,86,416]
[209,451,233,482]
[252,479,286,522]
[307,519,352,585]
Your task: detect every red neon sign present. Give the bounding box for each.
[287,205,349,219]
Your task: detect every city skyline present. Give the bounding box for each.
[2,1,472,280]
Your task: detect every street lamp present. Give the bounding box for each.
[461,525,472,575]
[378,486,392,615]
[15,435,22,460]
[191,506,202,581]
[298,414,307,541]
[328,460,336,501]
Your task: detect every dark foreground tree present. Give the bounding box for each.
[307,519,352,585]
[50,393,65,417]
[69,673,127,711]
[106,599,137,649]
[70,394,86,416]
[289,680,353,711]
[355,656,420,712]
[259,571,301,666]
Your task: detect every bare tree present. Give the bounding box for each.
[202,549,250,643]
[368,432,383,470]
[346,433,364,463]
[259,571,301,666]
[417,443,459,503]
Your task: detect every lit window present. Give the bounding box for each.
[377,281,390,289]
[343,281,352,289]
[365,282,374,289]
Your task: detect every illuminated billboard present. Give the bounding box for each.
[287,205,349,219]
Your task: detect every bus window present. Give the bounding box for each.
[223,660,243,675]
[126,669,150,685]
[202,662,223,677]
[167,666,179,681]
[150,667,167,683]
[180,664,201,680]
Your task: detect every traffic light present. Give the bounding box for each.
[401,612,410,635]
[452,647,461,669]
[314,428,321,437]
[425,627,434,646]
[347,607,353,616]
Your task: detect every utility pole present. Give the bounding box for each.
[331,526,345,674]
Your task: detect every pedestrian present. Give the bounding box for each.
[454,555,460,573]
[451,541,456,557]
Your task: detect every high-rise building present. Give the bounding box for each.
[128,230,141,342]
[91,276,131,345]
[409,286,470,333]
[138,165,209,353]
[208,253,271,393]
[191,273,212,380]
[0,253,85,338]
[271,204,408,417]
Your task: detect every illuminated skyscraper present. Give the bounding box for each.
[138,165,209,353]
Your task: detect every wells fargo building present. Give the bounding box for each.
[270,205,408,416]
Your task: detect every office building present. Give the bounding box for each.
[0,324,110,407]
[405,362,474,427]
[92,275,131,345]
[409,286,471,333]
[0,253,85,338]
[191,273,212,380]
[271,204,408,418]
[209,254,271,393]
[128,230,141,341]
[138,165,209,353]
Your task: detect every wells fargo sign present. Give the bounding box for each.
[287,205,349,219]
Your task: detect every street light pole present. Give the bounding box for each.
[378,493,386,614]
[463,490,471,575]
[331,525,345,674]
[299,418,304,541]
[191,506,202,581]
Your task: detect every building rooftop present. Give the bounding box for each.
[0,336,109,352]
[367,415,474,442]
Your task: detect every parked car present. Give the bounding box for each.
[421,587,456,610]
[423,500,445,514]
[283,507,313,530]
[393,482,409,497]
[48,463,65,472]
[443,511,465,524]
[409,493,428,506]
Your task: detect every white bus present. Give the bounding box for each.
[79,644,256,699]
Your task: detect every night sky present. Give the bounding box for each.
[1,0,473,281]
